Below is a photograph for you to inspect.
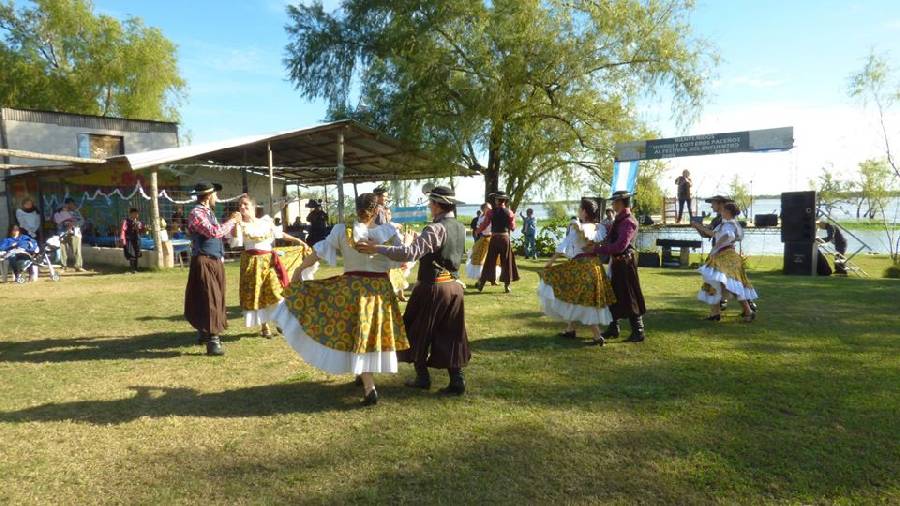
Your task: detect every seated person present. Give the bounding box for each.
[0,225,40,282]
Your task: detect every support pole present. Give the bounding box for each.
[352,181,359,200]
[336,129,346,223]
[149,168,163,269]
[267,142,275,217]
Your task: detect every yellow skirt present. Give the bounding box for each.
[539,255,617,308]
[239,246,311,312]
[470,236,498,266]
[698,248,758,303]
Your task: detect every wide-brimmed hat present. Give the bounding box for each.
[704,195,734,203]
[373,186,388,195]
[305,199,322,209]
[190,181,223,196]
[607,190,633,201]
[492,191,510,202]
[426,185,463,205]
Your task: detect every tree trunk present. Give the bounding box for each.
[483,121,503,201]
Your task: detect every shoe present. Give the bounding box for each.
[719,300,728,312]
[741,311,756,323]
[361,389,378,406]
[589,337,605,346]
[748,301,758,312]
[625,316,645,343]
[438,370,465,395]
[705,314,721,321]
[600,321,620,339]
[475,280,485,292]
[558,331,576,339]
[504,284,511,293]
[404,373,431,390]
[206,336,224,356]
[354,375,364,386]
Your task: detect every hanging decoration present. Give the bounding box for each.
[42,181,246,209]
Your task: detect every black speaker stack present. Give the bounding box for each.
[780,191,817,275]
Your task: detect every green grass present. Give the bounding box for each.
[0,256,898,504]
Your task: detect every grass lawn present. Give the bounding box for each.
[0,255,898,504]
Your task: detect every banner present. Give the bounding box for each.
[614,126,794,162]
[611,161,640,194]
[390,206,428,223]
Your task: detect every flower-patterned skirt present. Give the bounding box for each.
[537,255,616,325]
[271,273,410,374]
[697,248,758,303]
[238,245,314,327]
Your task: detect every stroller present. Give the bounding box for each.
[2,235,62,284]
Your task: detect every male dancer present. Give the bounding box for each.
[357,186,470,395]
[474,192,519,293]
[184,181,240,356]
[373,186,392,225]
[590,191,646,342]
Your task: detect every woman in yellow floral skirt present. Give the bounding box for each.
[270,193,409,406]
[538,198,616,345]
[694,202,758,322]
[464,202,499,281]
[231,195,317,338]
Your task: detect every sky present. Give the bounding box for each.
[89,0,900,203]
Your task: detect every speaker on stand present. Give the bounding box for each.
[780,191,817,275]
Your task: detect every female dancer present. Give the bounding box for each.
[270,193,409,405]
[693,202,758,322]
[464,202,497,281]
[538,198,616,345]
[231,195,316,338]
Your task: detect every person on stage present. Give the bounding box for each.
[693,202,758,322]
[184,182,241,356]
[464,202,498,281]
[539,198,616,345]
[231,195,317,338]
[474,192,519,293]
[270,193,409,406]
[356,186,470,395]
[589,191,647,342]
[675,170,693,223]
[119,208,145,274]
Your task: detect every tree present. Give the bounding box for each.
[728,175,751,218]
[0,0,186,121]
[809,166,855,216]
[857,158,892,220]
[848,51,900,180]
[283,0,714,210]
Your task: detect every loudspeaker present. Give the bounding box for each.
[783,241,817,275]
[754,214,778,227]
[781,191,816,242]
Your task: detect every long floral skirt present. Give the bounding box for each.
[697,248,758,304]
[239,245,316,327]
[464,236,499,280]
[538,255,616,325]
[270,273,410,375]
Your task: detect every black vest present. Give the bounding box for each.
[490,208,512,233]
[190,206,225,259]
[418,216,466,282]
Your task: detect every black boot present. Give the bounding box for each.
[625,316,645,343]
[439,368,466,395]
[206,336,225,356]
[601,320,620,339]
[197,331,211,345]
[404,364,431,389]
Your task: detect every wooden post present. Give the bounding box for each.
[336,129,345,223]
[149,167,163,269]
[352,181,359,200]
[267,142,275,217]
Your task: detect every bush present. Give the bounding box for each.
[545,201,571,222]
[884,264,900,279]
[512,218,569,258]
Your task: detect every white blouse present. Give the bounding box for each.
[315,222,403,273]
[230,216,283,251]
[712,220,743,255]
[555,220,606,259]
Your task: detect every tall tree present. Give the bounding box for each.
[848,51,900,180]
[284,0,714,209]
[0,0,186,121]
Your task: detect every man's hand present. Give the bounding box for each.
[228,212,241,223]
[355,239,379,255]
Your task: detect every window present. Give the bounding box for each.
[77,133,124,159]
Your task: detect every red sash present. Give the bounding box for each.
[247,249,290,288]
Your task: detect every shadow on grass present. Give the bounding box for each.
[134,305,245,323]
[0,331,248,363]
[0,382,365,424]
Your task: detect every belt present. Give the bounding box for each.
[491,232,510,236]
[611,250,635,260]
[246,249,290,288]
[433,272,456,283]
[573,253,597,260]
[344,271,389,279]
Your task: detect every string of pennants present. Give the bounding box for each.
[42,181,246,209]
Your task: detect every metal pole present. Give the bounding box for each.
[352,182,359,200]
[336,129,345,223]
[267,142,275,217]
[149,168,163,269]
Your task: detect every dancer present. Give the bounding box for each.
[694,202,758,322]
[119,208,144,274]
[356,186,470,395]
[270,193,409,406]
[464,202,498,281]
[590,191,647,342]
[184,181,241,356]
[475,192,519,293]
[231,195,317,338]
[539,198,616,345]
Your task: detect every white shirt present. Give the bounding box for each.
[711,220,743,255]
[16,209,41,237]
[230,216,283,251]
[555,220,606,259]
[315,222,402,273]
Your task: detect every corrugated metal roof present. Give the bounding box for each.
[0,107,179,134]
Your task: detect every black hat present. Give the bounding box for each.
[426,185,463,205]
[373,186,388,195]
[607,190,633,201]
[190,181,222,196]
[305,199,322,209]
[492,192,510,202]
[704,195,734,203]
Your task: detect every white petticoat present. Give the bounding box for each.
[270,300,399,375]
[464,261,500,281]
[696,265,759,304]
[242,264,319,328]
[537,280,613,326]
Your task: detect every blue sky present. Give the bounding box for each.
[91,0,900,201]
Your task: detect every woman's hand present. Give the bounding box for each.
[355,239,379,255]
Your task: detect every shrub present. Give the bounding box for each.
[884,264,900,279]
[512,218,569,258]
